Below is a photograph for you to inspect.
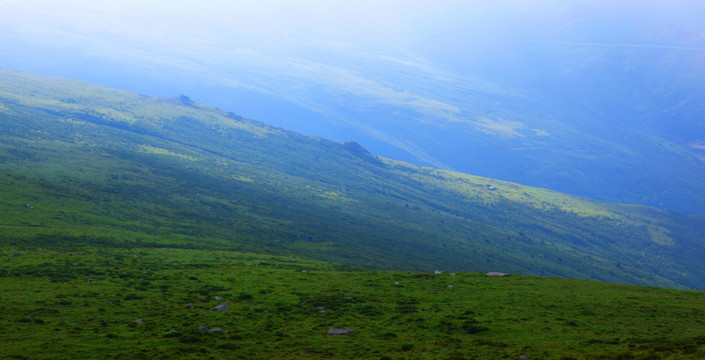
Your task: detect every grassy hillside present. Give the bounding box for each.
[2,246,705,359]
[1,68,705,290]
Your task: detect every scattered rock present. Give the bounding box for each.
[327,328,354,335]
[448,284,454,288]
[344,296,354,300]
[394,281,400,285]
[487,272,508,277]
[199,326,222,333]
[319,310,326,313]
[214,296,223,300]
[450,272,456,276]
[434,270,444,274]
[186,303,194,308]
[134,319,143,324]
[86,278,96,282]
[519,355,528,359]
[211,303,229,311]
[75,252,81,255]
[12,253,21,257]
[164,329,179,335]
[26,204,34,209]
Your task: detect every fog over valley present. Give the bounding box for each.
[2,0,705,212]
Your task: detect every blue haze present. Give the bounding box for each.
[1,0,704,213]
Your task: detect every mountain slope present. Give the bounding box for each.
[2,1,705,217]
[1,68,704,289]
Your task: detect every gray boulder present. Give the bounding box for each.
[211,302,229,311]
[327,328,355,335]
[487,272,509,277]
[199,326,222,333]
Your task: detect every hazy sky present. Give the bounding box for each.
[3,0,703,87]
[1,0,704,147]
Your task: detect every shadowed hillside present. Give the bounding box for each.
[1,68,705,289]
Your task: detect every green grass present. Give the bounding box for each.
[1,68,705,290]
[2,69,705,359]
[2,246,705,359]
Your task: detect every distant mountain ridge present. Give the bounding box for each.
[1,68,705,289]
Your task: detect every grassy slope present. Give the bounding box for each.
[2,246,705,360]
[1,68,705,291]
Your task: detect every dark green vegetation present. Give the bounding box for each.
[2,68,705,359]
[3,247,705,359]
[1,68,705,290]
